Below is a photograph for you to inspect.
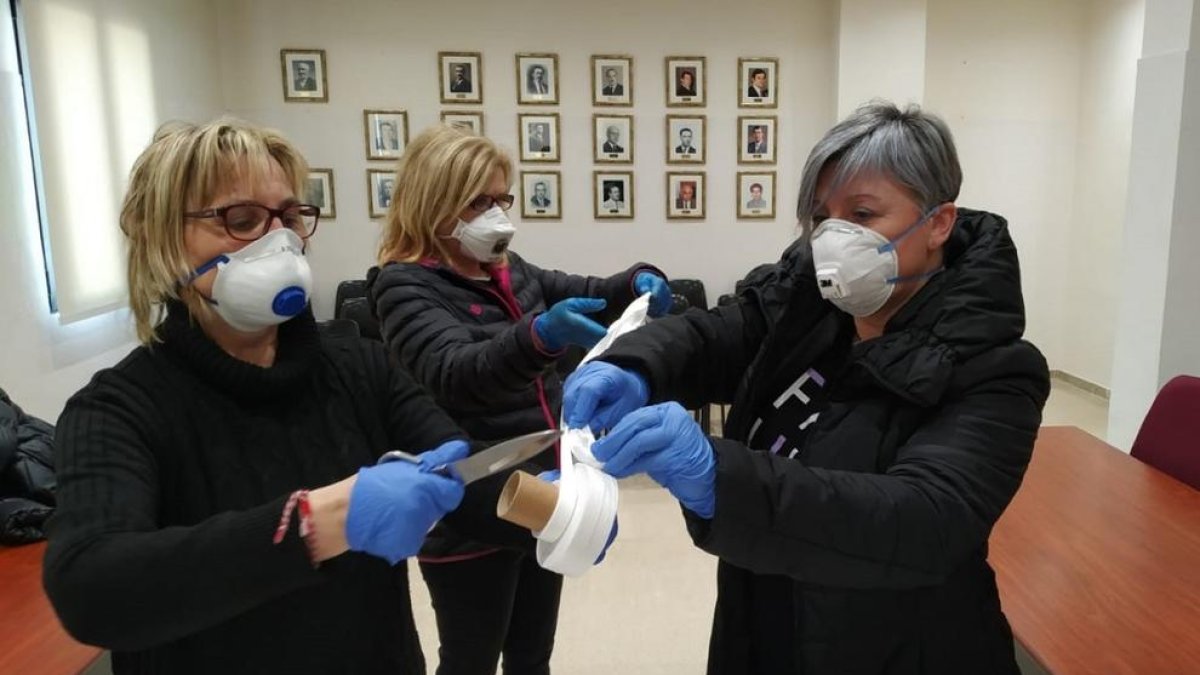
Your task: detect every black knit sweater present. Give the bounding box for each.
[43,304,526,674]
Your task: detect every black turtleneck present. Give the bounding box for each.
[42,304,517,674]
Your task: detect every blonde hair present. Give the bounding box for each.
[378,124,512,264]
[120,117,308,344]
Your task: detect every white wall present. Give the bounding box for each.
[925,0,1088,370]
[0,0,223,420]
[214,0,838,318]
[1060,0,1144,390]
[836,0,927,117]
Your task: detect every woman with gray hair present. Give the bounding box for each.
[561,101,1049,674]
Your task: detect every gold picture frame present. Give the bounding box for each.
[738,115,778,164]
[666,114,706,164]
[738,57,779,109]
[441,110,484,135]
[518,113,561,163]
[594,171,634,219]
[592,54,633,107]
[281,49,328,103]
[737,171,776,219]
[516,53,559,105]
[665,56,706,107]
[521,171,562,219]
[593,114,634,164]
[363,109,408,161]
[439,51,483,104]
[367,169,394,219]
[305,168,336,220]
[666,172,705,220]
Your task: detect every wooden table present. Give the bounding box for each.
[0,542,102,674]
[990,426,1200,674]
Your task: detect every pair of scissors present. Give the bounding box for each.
[378,428,561,485]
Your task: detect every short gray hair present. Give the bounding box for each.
[796,101,961,230]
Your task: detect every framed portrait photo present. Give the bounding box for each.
[280,49,328,103]
[518,113,560,163]
[305,168,336,220]
[739,57,779,108]
[367,169,395,219]
[363,109,408,161]
[592,54,633,106]
[666,114,705,164]
[594,114,633,164]
[441,110,484,136]
[516,53,559,105]
[665,56,706,107]
[667,172,705,220]
[594,171,634,219]
[439,51,482,104]
[521,171,561,219]
[739,116,778,164]
[737,171,776,219]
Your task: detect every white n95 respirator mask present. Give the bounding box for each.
[810,209,939,317]
[449,206,516,263]
[190,228,313,332]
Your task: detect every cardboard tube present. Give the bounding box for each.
[497,470,559,532]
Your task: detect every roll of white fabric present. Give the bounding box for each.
[531,294,651,576]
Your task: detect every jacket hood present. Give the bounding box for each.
[849,208,1029,406]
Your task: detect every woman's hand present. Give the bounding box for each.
[310,440,469,565]
[563,361,650,434]
[633,272,673,317]
[533,297,609,351]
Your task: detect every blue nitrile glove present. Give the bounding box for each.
[563,361,650,434]
[346,440,469,564]
[633,272,673,317]
[537,469,619,564]
[591,402,715,519]
[533,297,608,351]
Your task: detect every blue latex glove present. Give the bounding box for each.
[591,402,715,519]
[563,361,650,434]
[346,440,469,564]
[537,469,619,564]
[633,272,673,317]
[534,297,608,351]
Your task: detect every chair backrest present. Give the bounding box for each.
[334,279,369,319]
[340,297,381,342]
[669,278,707,311]
[667,293,691,316]
[1130,375,1200,490]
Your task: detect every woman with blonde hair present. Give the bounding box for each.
[44,118,524,675]
[369,124,672,675]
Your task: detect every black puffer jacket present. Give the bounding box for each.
[0,387,56,544]
[369,252,659,557]
[601,209,1049,674]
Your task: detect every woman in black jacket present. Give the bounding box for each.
[44,119,527,675]
[563,102,1050,674]
[370,125,671,675]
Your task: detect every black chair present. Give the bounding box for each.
[334,279,368,316]
[339,297,380,342]
[669,278,708,311]
[667,293,691,316]
[316,318,361,340]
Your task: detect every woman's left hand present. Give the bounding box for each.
[591,402,715,519]
[633,272,673,317]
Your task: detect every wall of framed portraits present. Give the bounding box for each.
[212,0,839,318]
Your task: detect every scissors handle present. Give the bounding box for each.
[376,450,452,477]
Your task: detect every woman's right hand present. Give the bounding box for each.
[339,440,469,565]
[533,297,608,351]
[563,361,650,434]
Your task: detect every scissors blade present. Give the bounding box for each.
[451,429,561,485]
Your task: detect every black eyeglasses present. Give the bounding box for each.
[467,194,515,212]
[185,202,320,241]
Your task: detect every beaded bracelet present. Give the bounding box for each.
[273,489,319,567]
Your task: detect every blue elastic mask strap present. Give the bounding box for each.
[178,254,230,304]
[886,267,943,285]
[876,205,942,255]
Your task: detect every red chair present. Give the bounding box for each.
[1130,375,1200,490]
